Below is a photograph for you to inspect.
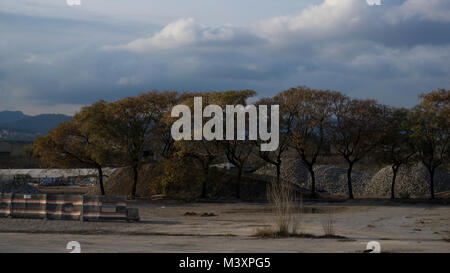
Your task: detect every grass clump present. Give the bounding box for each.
[266,179,303,236]
[321,208,336,237]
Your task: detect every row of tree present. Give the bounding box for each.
[33,88,449,199]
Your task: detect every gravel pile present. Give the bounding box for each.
[364,163,450,198]
[0,180,42,194]
[307,165,372,196]
[255,160,373,196]
[254,159,310,185]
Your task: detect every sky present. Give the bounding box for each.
[0,0,449,115]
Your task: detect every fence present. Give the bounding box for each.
[0,193,139,222]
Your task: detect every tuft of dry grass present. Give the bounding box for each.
[321,208,336,237]
[266,178,303,236]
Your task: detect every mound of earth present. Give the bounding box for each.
[255,160,372,196]
[0,180,42,194]
[88,162,268,201]
[364,163,450,198]
[87,164,156,197]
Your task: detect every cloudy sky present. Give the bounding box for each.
[1,0,449,115]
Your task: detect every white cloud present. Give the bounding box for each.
[256,0,366,42]
[105,17,258,52]
[108,0,450,52]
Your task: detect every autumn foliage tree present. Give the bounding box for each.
[33,102,117,195]
[276,87,344,198]
[254,96,291,186]
[330,97,384,199]
[99,91,180,199]
[33,86,448,202]
[375,107,416,199]
[216,90,257,199]
[409,89,449,199]
[173,92,222,198]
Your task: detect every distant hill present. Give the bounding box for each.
[0,111,72,141]
[0,111,29,124]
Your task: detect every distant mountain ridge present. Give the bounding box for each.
[0,111,72,141]
[0,111,29,124]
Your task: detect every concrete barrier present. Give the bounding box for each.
[82,196,129,221]
[0,193,12,217]
[0,194,139,222]
[46,194,83,220]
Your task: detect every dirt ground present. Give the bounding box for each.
[0,201,449,253]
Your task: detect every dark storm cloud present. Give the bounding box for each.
[1,0,450,114]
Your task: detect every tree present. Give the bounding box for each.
[157,92,187,160]
[33,105,116,195]
[215,90,257,199]
[73,101,121,195]
[419,88,450,118]
[100,91,179,199]
[170,90,256,199]
[409,89,449,199]
[254,96,291,186]
[276,86,344,198]
[330,98,384,199]
[173,92,222,198]
[375,107,416,199]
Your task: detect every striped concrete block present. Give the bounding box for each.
[10,194,47,219]
[0,193,138,222]
[46,194,82,220]
[0,193,13,217]
[83,196,128,221]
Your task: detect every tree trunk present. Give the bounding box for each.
[276,163,281,185]
[391,165,398,199]
[236,167,242,200]
[308,167,317,199]
[430,168,435,200]
[347,162,354,200]
[97,166,105,196]
[131,166,139,199]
